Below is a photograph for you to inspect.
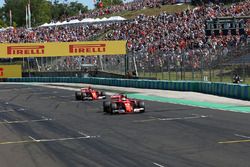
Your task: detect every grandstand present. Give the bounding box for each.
[0,0,250,82]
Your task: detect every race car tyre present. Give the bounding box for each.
[75,92,82,100]
[110,103,117,114]
[133,101,138,108]
[138,101,145,113]
[101,91,106,96]
[103,101,111,112]
[81,92,87,100]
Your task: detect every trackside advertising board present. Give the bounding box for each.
[0,41,127,58]
[0,65,22,78]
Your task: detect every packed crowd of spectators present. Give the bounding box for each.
[0,23,118,43]
[0,0,250,73]
[64,0,166,21]
[104,0,250,71]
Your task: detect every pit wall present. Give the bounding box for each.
[6,77,250,101]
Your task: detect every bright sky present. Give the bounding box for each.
[0,0,134,10]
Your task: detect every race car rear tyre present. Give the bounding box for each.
[133,101,138,108]
[103,101,111,112]
[75,92,82,100]
[101,91,106,96]
[138,101,145,113]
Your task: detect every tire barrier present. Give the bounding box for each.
[6,77,250,101]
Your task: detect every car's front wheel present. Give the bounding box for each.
[75,92,82,100]
[81,92,87,100]
[138,101,145,113]
[110,103,117,115]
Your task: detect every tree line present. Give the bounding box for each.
[0,0,122,27]
[1,0,239,27]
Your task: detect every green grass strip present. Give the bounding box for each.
[127,94,250,113]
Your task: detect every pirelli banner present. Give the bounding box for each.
[0,65,22,78]
[0,40,127,58]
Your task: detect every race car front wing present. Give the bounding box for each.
[82,95,106,100]
[112,108,145,113]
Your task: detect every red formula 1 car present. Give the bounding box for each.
[75,86,106,101]
[103,94,145,114]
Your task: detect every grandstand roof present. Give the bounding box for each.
[39,16,126,27]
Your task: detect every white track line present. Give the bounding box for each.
[0,109,15,113]
[36,136,96,142]
[134,115,208,123]
[0,108,26,113]
[78,131,90,138]
[0,135,100,145]
[60,95,75,98]
[234,134,250,139]
[3,119,9,123]
[153,162,165,167]
[0,118,52,124]
[28,136,37,142]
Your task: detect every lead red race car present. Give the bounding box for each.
[75,86,106,101]
[103,94,145,114]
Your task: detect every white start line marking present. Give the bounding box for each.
[0,134,100,145]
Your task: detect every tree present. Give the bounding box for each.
[1,0,89,27]
[51,0,65,21]
[2,0,52,27]
[67,2,88,17]
[95,0,123,9]
[0,7,7,27]
[29,0,52,26]
[0,19,6,28]
[51,1,88,21]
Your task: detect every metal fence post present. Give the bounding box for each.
[124,54,129,76]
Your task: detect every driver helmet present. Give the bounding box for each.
[121,94,127,98]
[121,97,126,101]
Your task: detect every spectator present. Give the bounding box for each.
[233,74,242,83]
[0,0,249,72]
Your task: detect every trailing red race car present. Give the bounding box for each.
[75,86,106,101]
[103,94,145,114]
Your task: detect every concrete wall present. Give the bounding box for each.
[7,77,250,101]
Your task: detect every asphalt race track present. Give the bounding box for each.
[0,84,249,167]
